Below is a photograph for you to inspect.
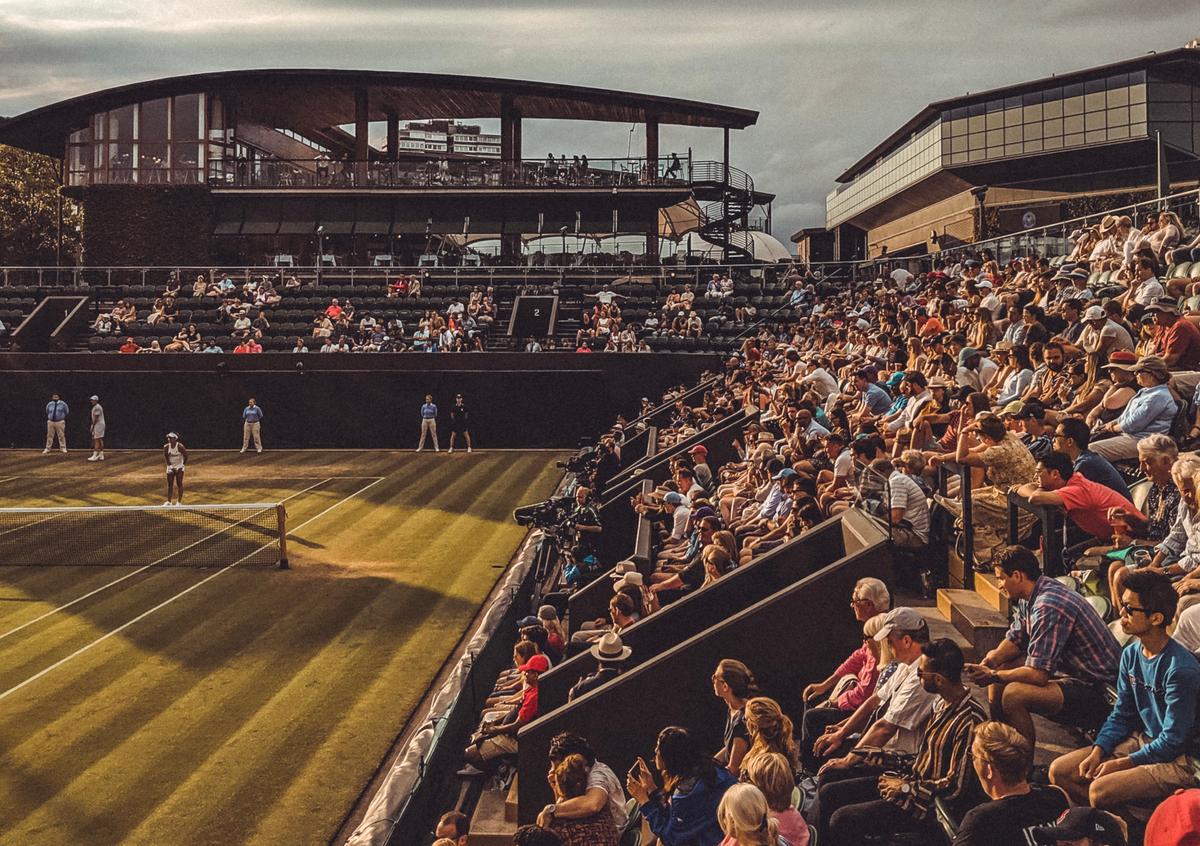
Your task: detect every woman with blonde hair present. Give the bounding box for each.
[703,544,736,586]
[717,783,785,846]
[742,697,799,778]
[744,753,809,845]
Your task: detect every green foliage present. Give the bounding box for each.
[0,144,80,265]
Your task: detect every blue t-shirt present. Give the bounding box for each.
[420,402,438,419]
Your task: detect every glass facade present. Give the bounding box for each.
[67,94,213,186]
[941,70,1149,165]
[823,68,1198,229]
[825,121,942,228]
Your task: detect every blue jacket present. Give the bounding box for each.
[1116,384,1176,438]
[641,767,735,846]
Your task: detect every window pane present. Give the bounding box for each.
[986,111,1003,130]
[1005,143,1022,156]
[173,143,201,183]
[1085,130,1106,144]
[108,142,134,181]
[1024,122,1043,140]
[1063,83,1085,98]
[986,128,1004,147]
[1064,114,1084,134]
[1130,84,1146,104]
[1004,107,1022,127]
[1023,104,1043,123]
[1107,106,1130,127]
[1063,96,1084,116]
[1085,111,1105,132]
[108,105,134,141]
[139,142,169,178]
[1130,103,1147,124]
[1044,118,1063,137]
[969,132,985,150]
[951,135,968,153]
[1084,91,1106,112]
[140,98,169,141]
[968,115,986,133]
[1043,99,1063,119]
[1043,135,1063,150]
[1107,125,1130,141]
[1064,132,1085,148]
[1084,78,1105,95]
[1022,90,1043,106]
[173,94,201,141]
[1023,139,1044,153]
[1005,125,1023,144]
[1107,87,1129,108]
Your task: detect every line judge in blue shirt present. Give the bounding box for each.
[417,394,439,452]
[241,397,264,454]
[44,393,69,454]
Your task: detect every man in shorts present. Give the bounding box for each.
[964,546,1121,745]
[461,653,548,773]
[448,393,472,454]
[1050,569,1200,824]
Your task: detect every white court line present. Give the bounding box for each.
[0,515,59,539]
[0,478,336,643]
[0,475,387,704]
[0,476,21,486]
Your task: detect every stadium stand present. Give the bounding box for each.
[366,190,1200,846]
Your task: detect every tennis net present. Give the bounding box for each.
[0,502,289,569]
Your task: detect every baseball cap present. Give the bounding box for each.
[976,280,993,289]
[1084,305,1107,321]
[1032,807,1127,845]
[1144,787,1200,846]
[772,467,798,481]
[956,347,980,366]
[874,607,928,641]
[1133,355,1171,377]
[1145,297,1180,314]
[663,492,686,506]
[166,432,178,439]
[517,615,541,629]
[90,395,99,401]
[886,371,906,388]
[517,654,551,674]
[999,400,1024,418]
[689,444,709,456]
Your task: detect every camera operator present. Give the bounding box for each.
[570,486,602,556]
[590,437,621,495]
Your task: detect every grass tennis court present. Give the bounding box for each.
[0,448,565,846]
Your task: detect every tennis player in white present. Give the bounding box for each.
[164,432,188,505]
[87,395,105,461]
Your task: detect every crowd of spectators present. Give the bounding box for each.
[435,215,1200,844]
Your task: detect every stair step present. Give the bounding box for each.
[973,572,1011,616]
[505,774,519,824]
[915,606,977,663]
[469,782,517,846]
[937,589,1009,658]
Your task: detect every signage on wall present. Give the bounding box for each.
[1021,211,1037,229]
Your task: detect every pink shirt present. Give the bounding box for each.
[832,644,880,711]
[717,809,810,846]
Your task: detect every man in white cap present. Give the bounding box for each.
[977,279,1000,318]
[87,395,105,461]
[1079,304,1135,360]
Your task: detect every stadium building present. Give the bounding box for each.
[818,46,1200,260]
[0,70,777,266]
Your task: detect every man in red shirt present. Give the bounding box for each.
[1148,297,1200,369]
[1014,450,1144,543]
[324,298,343,320]
[119,337,139,353]
[461,653,547,773]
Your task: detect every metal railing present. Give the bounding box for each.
[934,186,1200,267]
[206,155,694,190]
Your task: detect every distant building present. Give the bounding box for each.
[824,46,1200,260]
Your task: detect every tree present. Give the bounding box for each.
[0,143,81,265]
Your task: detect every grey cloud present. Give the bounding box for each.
[0,3,1195,241]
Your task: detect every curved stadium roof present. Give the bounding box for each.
[0,69,760,157]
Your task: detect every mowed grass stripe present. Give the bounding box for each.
[119,455,563,846]
[0,482,328,628]
[0,473,420,728]
[0,481,352,671]
[0,453,564,846]
[243,456,564,845]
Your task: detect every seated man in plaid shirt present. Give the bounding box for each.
[964,546,1121,745]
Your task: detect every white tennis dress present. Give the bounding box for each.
[90,403,105,438]
[166,442,185,473]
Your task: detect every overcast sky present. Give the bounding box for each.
[2,0,1197,241]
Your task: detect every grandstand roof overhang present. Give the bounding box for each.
[0,69,760,157]
[836,47,1200,184]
